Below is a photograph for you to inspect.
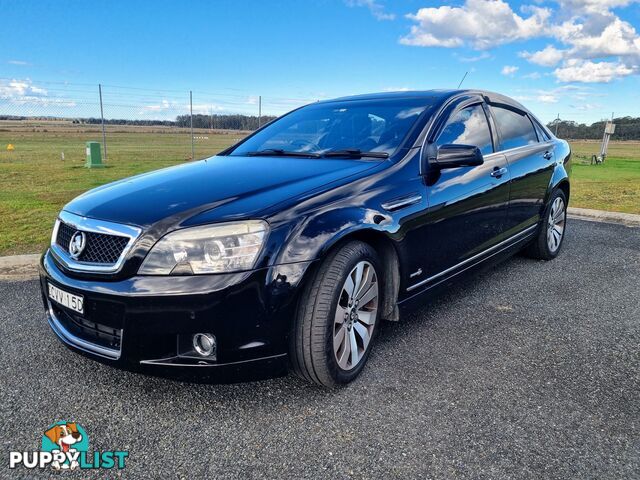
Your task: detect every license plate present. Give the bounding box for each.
[48,283,84,314]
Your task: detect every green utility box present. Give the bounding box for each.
[85,141,105,168]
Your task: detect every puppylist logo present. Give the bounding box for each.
[9,421,128,471]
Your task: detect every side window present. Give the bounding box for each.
[534,121,550,141]
[491,106,538,150]
[436,104,493,155]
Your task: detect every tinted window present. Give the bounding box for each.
[436,104,493,155]
[230,98,435,157]
[491,106,538,150]
[534,121,550,141]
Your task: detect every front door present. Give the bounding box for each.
[419,102,511,282]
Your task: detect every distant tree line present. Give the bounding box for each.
[80,118,176,126]
[547,116,640,140]
[0,114,278,131]
[176,114,277,131]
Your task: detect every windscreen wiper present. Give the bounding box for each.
[246,148,321,158]
[322,149,389,159]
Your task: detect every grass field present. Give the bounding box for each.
[566,141,640,214]
[0,121,638,255]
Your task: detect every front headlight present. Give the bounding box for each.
[139,220,268,275]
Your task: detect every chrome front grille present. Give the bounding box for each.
[56,222,129,264]
[56,221,75,249]
[50,211,142,274]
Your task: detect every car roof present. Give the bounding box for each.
[320,89,530,113]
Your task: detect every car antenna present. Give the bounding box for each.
[457,71,469,89]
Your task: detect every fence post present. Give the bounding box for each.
[98,84,107,161]
[190,90,194,160]
[258,95,262,128]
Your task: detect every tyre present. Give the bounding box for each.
[524,189,568,260]
[291,241,382,387]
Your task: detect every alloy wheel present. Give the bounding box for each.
[547,197,566,253]
[333,261,379,371]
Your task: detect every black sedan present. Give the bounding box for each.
[40,90,571,387]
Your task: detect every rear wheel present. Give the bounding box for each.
[524,189,567,260]
[291,241,381,387]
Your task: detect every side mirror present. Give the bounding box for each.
[433,144,484,169]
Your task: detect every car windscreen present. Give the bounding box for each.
[229,98,435,158]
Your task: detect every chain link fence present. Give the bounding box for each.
[1,77,638,169]
[0,78,316,167]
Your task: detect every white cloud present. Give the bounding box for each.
[501,65,519,76]
[400,0,640,83]
[141,100,227,116]
[0,79,48,98]
[537,93,559,103]
[346,0,395,21]
[400,0,550,49]
[553,13,640,59]
[7,60,30,66]
[568,102,602,110]
[512,84,599,102]
[553,58,636,82]
[522,71,542,79]
[142,99,177,112]
[519,45,565,66]
[0,78,78,108]
[192,103,225,115]
[456,51,492,62]
[556,0,640,14]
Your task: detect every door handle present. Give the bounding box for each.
[490,167,508,178]
[543,151,553,160]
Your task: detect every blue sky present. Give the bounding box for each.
[1,0,639,123]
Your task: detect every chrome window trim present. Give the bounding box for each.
[47,300,122,360]
[417,94,551,168]
[50,210,142,274]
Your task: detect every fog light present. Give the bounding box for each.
[192,333,216,357]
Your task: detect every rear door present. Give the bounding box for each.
[420,101,511,279]
[488,104,555,234]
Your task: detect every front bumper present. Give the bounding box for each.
[39,250,313,382]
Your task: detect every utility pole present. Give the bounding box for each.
[190,91,194,160]
[555,113,560,137]
[98,84,107,161]
[258,95,262,129]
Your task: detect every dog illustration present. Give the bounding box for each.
[44,422,83,470]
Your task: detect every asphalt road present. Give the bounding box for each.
[1,219,638,479]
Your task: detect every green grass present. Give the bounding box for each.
[0,126,638,256]
[568,141,640,214]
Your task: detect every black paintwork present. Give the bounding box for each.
[39,89,571,381]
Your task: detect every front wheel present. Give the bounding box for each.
[524,189,568,260]
[290,241,381,387]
